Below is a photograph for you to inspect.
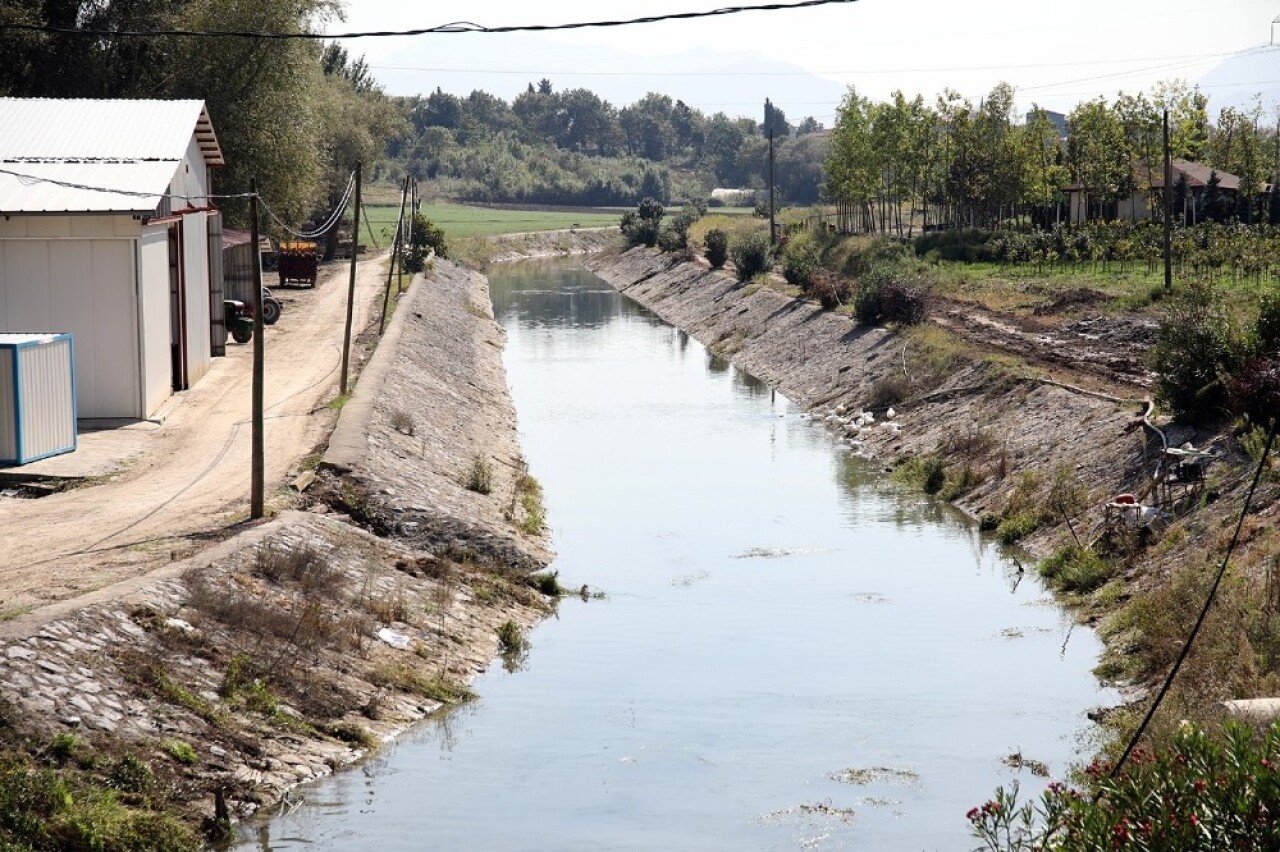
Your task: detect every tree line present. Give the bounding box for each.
[0,0,403,229]
[386,81,829,207]
[824,80,1280,236]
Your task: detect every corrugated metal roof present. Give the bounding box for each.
[0,161,180,214]
[0,98,224,214]
[0,98,223,166]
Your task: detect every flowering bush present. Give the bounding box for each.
[970,721,1280,850]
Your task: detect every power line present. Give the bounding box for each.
[370,52,1245,78]
[0,0,859,40]
[1110,417,1279,780]
[0,165,254,201]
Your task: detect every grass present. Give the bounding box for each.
[496,619,528,655]
[0,756,197,851]
[160,739,197,766]
[368,663,475,704]
[514,473,546,535]
[465,455,493,495]
[364,202,621,240]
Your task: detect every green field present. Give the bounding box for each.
[363,202,623,240]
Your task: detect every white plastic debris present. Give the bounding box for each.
[377,628,412,650]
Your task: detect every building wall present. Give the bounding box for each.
[0,232,142,419]
[170,136,211,207]
[181,211,211,386]
[138,226,173,416]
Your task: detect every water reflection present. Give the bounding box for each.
[238,258,1113,852]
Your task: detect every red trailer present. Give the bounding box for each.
[277,241,318,288]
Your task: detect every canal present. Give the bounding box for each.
[237,259,1114,850]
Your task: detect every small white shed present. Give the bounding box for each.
[0,333,76,465]
[0,98,225,420]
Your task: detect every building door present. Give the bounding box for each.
[168,224,188,391]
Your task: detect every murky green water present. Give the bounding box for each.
[237,260,1114,851]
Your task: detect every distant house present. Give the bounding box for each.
[0,98,225,419]
[1065,159,1242,225]
[1026,109,1067,137]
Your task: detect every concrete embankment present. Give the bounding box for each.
[0,260,552,837]
[487,227,617,262]
[587,247,1161,549]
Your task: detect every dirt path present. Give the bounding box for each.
[928,295,1156,390]
[0,256,389,614]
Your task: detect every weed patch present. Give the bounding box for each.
[368,664,475,704]
[465,455,493,495]
[1038,544,1114,594]
[892,455,946,495]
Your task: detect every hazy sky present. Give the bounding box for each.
[331,0,1280,119]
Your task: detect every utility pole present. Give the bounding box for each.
[1163,110,1173,292]
[340,161,362,396]
[766,98,776,246]
[380,176,410,334]
[249,178,265,519]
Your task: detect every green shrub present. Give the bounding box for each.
[465,455,493,495]
[704,228,729,268]
[1151,281,1243,423]
[854,262,928,326]
[808,272,852,310]
[1254,289,1280,355]
[782,232,820,289]
[657,204,702,253]
[620,197,664,247]
[160,739,197,766]
[893,455,946,495]
[914,227,998,263]
[970,721,1280,851]
[729,231,774,282]
[995,512,1039,545]
[403,213,448,271]
[1038,544,1113,594]
[497,620,528,655]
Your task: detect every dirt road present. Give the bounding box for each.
[0,255,389,614]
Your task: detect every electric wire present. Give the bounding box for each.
[1110,416,1280,780]
[259,171,355,240]
[370,50,1248,78]
[0,0,859,40]
[361,205,382,250]
[0,165,254,201]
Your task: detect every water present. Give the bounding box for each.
[237,260,1114,851]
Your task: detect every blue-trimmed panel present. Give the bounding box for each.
[0,333,76,466]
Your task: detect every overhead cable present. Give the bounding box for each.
[260,172,356,240]
[0,165,254,201]
[1110,417,1279,780]
[0,0,859,40]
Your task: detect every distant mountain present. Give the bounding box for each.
[1196,45,1280,114]
[371,33,848,124]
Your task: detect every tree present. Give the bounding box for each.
[796,116,824,135]
[1067,97,1130,220]
[316,45,406,257]
[1023,106,1068,223]
[620,93,675,161]
[1151,79,1210,161]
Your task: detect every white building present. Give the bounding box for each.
[0,98,225,419]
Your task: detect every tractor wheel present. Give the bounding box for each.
[262,298,282,325]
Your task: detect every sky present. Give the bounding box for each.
[330,0,1280,122]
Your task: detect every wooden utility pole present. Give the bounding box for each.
[249,178,265,519]
[379,176,410,334]
[340,161,362,396]
[766,98,776,246]
[1163,110,1173,292]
